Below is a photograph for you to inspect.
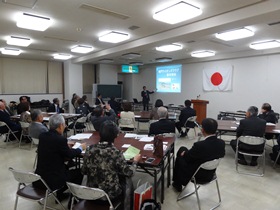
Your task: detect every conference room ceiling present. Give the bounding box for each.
[1,0,280,65]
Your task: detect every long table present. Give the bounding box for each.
[134,111,177,120]
[69,132,175,203]
[217,120,280,135]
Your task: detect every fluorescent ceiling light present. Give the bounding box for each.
[249,40,280,50]
[7,36,32,47]
[98,59,114,63]
[191,50,215,58]
[0,48,22,55]
[215,27,254,41]
[155,57,173,62]
[99,31,130,43]
[153,1,202,24]
[122,53,141,59]
[53,53,72,60]
[129,62,143,66]
[17,13,52,31]
[71,45,94,54]
[156,44,182,52]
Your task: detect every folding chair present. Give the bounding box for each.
[177,159,222,210]
[235,136,266,176]
[66,182,121,210]
[182,116,200,139]
[119,118,136,133]
[31,138,39,169]
[273,150,280,168]
[0,121,19,147]
[9,167,66,210]
[19,121,32,149]
[69,117,87,135]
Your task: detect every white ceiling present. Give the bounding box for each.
[1,0,280,65]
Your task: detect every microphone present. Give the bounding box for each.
[196,94,200,99]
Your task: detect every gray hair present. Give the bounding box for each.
[157,106,168,119]
[247,106,258,116]
[31,109,42,121]
[49,114,65,130]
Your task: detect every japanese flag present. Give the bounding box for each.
[203,66,233,91]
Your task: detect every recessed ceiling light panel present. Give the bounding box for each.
[153,1,202,24]
[99,31,130,43]
[98,58,114,63]
[53,53,72,60]
[121,53,141,59]
[71,45,94,54]
[215,27,254,41]
[155,57,173,62]
[191,50,215,58]
[7,36,32,47]
[156,43,182,52]
[16,13,52,31]
[129,61,143,66]
[249,40,280,50]
[0,47,22,55]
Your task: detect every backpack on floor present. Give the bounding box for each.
[140,199,161,210]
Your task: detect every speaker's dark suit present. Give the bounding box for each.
[149,119,175,136]
[230,116,266,160]
[34,130,82,190]
[173,135,225,186]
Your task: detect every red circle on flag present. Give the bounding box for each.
[211,72,223,86]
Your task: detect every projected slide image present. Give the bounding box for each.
[158,78,171,90]
[156,64,182,93]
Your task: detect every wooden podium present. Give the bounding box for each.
[191,99,209,124]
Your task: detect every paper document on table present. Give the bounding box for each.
[273,130,280,133]
[124,133,137,138]
[135,134,148,139]
[68,133,92,140]
[43,117,49,121]
[123,146,140,160]
[139,137,154,142]
[134,115,141,118]
[144,144,154,150]
[48,112,57,115]
[122,144,131,148]
[266,122,276,126]
[72,142,81,149]
[230,126,237,129]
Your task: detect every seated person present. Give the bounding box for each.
[95,93,105,106]
[119,102,135,131]
[82,120,141,209]
[47,98,64,113]
[175,99,196,137]
[149,106,175,136]
[108,96,120,114]
[20,102,31,123]
[150,99,163,120]
[33,114,86,203]
[0,99,13,116]
[258,103,277,123]
[82,95,93,112]
[172,118,225,192]
[28,109,48,139]
[75,98,89,117]
[0,101,22,140]
[230,106,266,166]
[258,103,278,139]
[91,104,116,131]
[17,96,29,114]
